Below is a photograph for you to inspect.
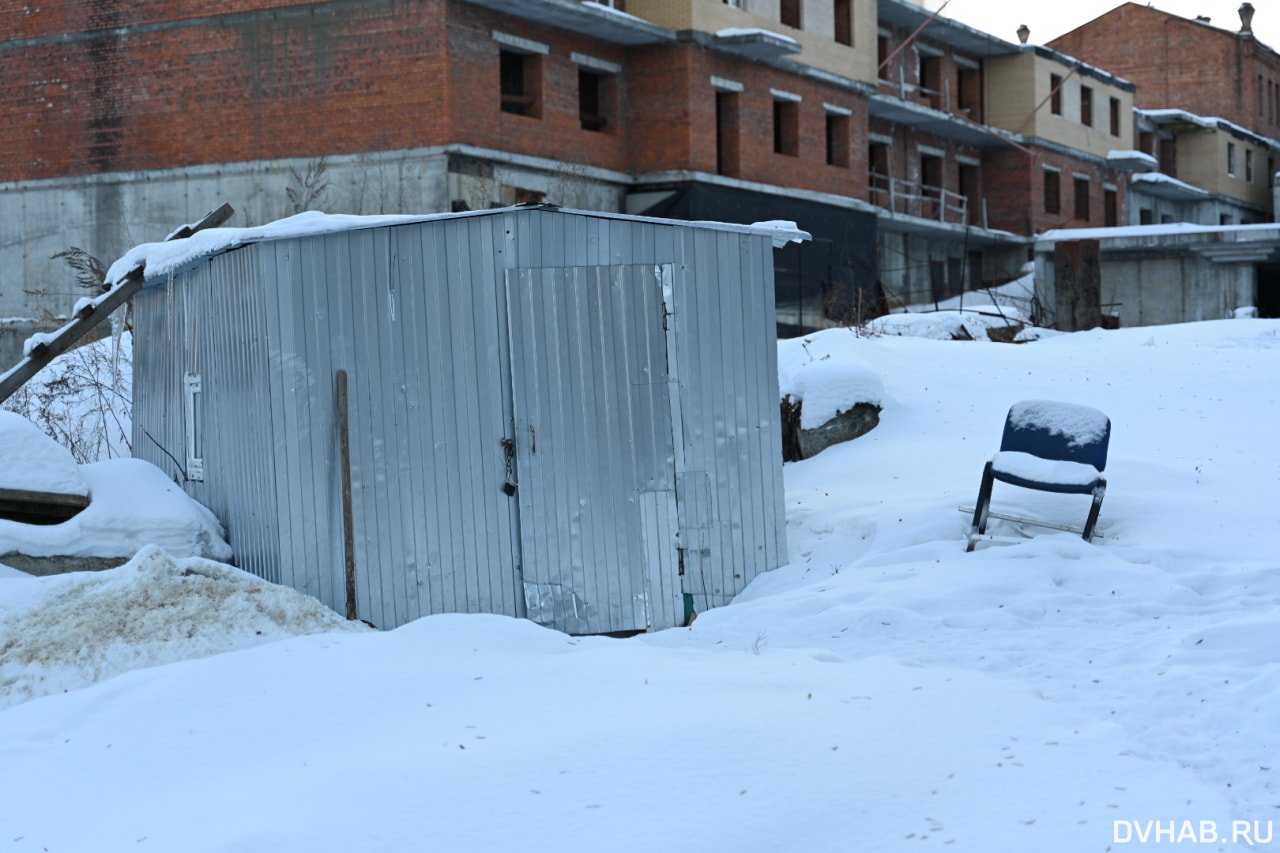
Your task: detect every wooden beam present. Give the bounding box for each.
[0,203,234,405]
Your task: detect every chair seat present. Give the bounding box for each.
[990,451,1104,494]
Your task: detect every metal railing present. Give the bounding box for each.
[869,173,987,226]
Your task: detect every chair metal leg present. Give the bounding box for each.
[967,462,995,551]
[1082,480,1106,541]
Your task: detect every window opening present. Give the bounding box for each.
[578,68,615,131]
[958,67,982,120]
[834,0,852,46]
[716,91,741,177]
[1080,85,1093,127]
[1050,74,1063,115]
[1074,177,1090,221]
[773,99,799,156]
[780,0,801,29]
[1044,169,1061,214]
[826,113,849,167]
[500,50,540,117]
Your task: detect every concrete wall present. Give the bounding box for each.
[1128,185,1268,227]
[0,145,631,322]
[1035,243,1259,328]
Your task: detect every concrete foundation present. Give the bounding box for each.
[0,144,630,322]
[1035,225,1280,328]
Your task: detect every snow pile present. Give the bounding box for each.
[777,329,884,429]
[0,457,231,561]
[0,411,87,496]
[0,545,367,709]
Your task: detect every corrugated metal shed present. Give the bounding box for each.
[131,206,799,633]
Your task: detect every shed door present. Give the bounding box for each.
[505,264,683,634]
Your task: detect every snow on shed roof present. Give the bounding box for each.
[105,207,811,290]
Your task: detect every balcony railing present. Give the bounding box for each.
[877,73,982,122]
[869,173,987,227]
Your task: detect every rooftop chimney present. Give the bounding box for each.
[1239,2,1255,33]
[1016,23,1030,44]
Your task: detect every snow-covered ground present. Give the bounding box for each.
[2,316,1279,852]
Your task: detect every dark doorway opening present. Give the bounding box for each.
[1258,264,1280,318]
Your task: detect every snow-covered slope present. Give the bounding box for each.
[1,318,1277,852]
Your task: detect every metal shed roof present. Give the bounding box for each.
[106,205,811,290]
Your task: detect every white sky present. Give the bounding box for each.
[921,0,1280,53]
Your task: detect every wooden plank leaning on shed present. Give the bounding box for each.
[0,203,235,406]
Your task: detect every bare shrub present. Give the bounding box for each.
[2,333,132,464]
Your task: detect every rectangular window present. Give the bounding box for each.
[1246,149,1254,182]
[780,0,801,28]
[919,54,942,103]
[773,98,799,156]
[1228,141,1236,176]
[834,0,852,46]
[715,91,740,177]
[921,154,943,219]
[959,163,980,225]
[184,372,204,482]
[1080,85,1093,127]
[1260,75,1266,115]
[578,68,616,132]
[1139,207,1154,225]
[1159,138,1177,176]
[500,50,541,117]
[825,112,849,167]
[1074,177,1090,221]
[878,35,891,76]
[869,142,890,208]
[1109,96,1121,136]
[1104,188,1118,227]
[958,67,982,121]
[723,0,744,7]
[1050,74,1062,115]
[1044,168,1060,214]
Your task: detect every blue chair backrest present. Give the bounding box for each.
[1000,400,1110,472]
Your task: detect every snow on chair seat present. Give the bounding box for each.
[965,400,1111,550]
[989,451,1104,494]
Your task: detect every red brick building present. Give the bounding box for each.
[1050,2,1279,135]
[0,0,1150,337]
[1050,2,1280,226]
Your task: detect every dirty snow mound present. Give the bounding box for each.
[0,546,366,708]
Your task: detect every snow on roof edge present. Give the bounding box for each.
[106,207,812,288]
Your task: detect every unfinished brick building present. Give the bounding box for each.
[1050,2,1280,226]
[0,0,1153,342]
